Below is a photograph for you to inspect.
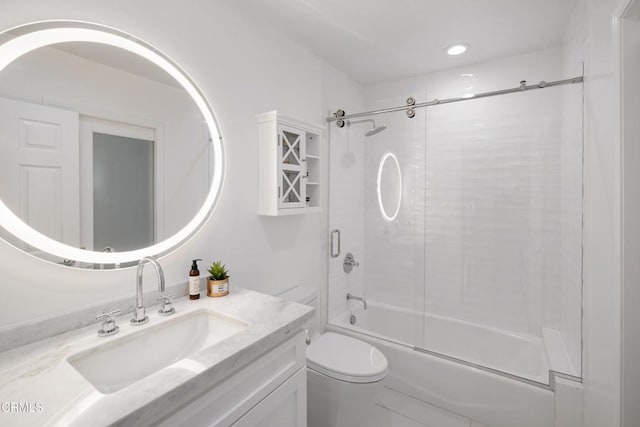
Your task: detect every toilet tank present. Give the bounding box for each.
[278,286,318,339]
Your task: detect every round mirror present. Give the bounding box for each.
[377,152,401,222]
[0,21,224,267]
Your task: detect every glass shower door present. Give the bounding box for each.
[327,97,426,349]
[420,83,583,384]
[361,104,426,347]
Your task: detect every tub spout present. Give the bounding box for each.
[347,293,367,310]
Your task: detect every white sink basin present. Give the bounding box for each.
[67,309,249,393]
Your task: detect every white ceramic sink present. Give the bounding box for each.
[67,309,249,393]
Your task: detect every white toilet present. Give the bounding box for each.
[279,286,388,427]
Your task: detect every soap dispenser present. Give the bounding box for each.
[189,259,202,300]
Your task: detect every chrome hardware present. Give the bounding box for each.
[131,256,165,326]
[346,293,367,310]
[350,314,357,325]
[326,76,583,124]
[334,109,346,128]
[343,252,359,273]
[97,309,121,337]
[59,259,76,266]
[304,329,311,345]
[330,229,341,258]
[538,80,547,88]
[406,96,416,118]
[157,294,175,316]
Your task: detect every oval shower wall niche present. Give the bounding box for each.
[377,152,402,222]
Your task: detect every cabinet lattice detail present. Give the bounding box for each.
[257,111,322,216]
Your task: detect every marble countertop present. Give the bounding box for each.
[0,288,313,426]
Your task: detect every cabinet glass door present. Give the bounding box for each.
[279,125,306,208]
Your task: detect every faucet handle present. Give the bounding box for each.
[96,309,121,337]
[157,294,175,316]
[96,308,121,320]
[343,252,359,273]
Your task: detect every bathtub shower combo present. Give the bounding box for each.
[327,77,584,425]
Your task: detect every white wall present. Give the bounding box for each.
[563,0,627,426]
[0,0,361,329]
[622,9,640,427]
[622,4,640,426]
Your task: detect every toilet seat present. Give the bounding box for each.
[306,332,388,383]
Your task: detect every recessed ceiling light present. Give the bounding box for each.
[445,44,469,56]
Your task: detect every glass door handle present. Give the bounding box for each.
[330,229,341,258]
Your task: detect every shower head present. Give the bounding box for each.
[365,125,387,137]
[347,119,386,137]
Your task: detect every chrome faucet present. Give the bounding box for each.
[131,257,169,325]
[346,293,367,310]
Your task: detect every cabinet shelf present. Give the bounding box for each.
[257,111,323,216]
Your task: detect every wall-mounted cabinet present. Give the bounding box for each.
[257,111,323,216]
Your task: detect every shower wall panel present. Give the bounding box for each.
[423,85,582,339]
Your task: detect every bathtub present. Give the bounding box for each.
[334,300,550,384]
[327,300,557,427]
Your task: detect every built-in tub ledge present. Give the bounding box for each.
[542,328,581,378]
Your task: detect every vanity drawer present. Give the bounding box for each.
[156,331,306,427]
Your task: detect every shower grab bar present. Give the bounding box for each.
[330,229,341,258]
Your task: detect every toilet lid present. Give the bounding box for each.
[306,333,388,383]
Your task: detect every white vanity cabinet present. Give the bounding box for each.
[257,111,323,216]
[156,332,307,427]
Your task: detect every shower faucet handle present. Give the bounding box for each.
[343,252,359,273]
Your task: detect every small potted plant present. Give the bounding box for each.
[207,260,229,297]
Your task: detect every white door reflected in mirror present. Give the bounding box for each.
[377,152,402,222]
[0,22,224,267]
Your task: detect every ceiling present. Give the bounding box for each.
[240,0,578,85]
[55,42,181,88]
